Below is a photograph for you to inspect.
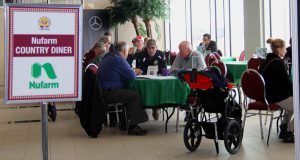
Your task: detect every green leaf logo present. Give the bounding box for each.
[31,63,57,80]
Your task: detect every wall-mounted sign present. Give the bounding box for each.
[5,4,82,104]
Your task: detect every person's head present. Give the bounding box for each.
[267,38,286,58]
[202,33,211,45]
[178,41,192,58]
[93,41,107,56]
[99,36,111,51]
[104,31,112,42]
[144,37,150,47]
[132,35,144,48]
[115,41,129,59]
[146,39,157,57]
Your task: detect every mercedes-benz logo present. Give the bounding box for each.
[89,16,102,31]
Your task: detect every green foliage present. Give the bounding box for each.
[106,0,169,37]
[137,22,147,38]
[138,0,169,20]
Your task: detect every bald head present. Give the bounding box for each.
[178,41,192,58]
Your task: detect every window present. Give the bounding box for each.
[264,0,291,48]
[168,0,245,57]
[190,0,210,49]
[216,0,225,54]
[230,0,244,56]
[169,0,187,52]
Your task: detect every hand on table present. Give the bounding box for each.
[134,68,143,75]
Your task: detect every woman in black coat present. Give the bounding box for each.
[259,38,294,143]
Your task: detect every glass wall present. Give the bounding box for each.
[169,0,187,52]
[191,0,210,49]
[168,0,245,57]
[264,0,291,49]
[230,0,244,56]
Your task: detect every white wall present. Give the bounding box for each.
[117,19,165,50]
[243,0,264,60]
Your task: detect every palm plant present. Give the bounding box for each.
[138,0,169,38]
[106,0,141,36]
[106,0,169,38]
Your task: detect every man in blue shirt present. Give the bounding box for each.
[97,41,148,135]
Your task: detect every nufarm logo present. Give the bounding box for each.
[29,63,59,89]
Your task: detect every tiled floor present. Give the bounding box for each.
[0,99,295,160]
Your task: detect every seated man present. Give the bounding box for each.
[97,41,149,135]
[199,33,218,53]
[171,41,207,121]
[136,39,166,120]
[136,39,167,75]
[127,35,145,67]
[171,41,207,72]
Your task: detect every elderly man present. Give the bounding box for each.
[137,39,167,75]
[199,33,218,53]
[127,35,145,67]
[171,41,206,71]
[97,41,149,135]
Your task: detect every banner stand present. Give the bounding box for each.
[41,102,48,160]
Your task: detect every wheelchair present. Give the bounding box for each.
[179,69,243,154]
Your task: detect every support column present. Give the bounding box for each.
[243,0,264,60]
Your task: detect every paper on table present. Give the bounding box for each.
[137,75,176,80]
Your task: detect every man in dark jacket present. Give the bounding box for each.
[97,41,148,135]
[199,33,217,53]
[136,39,167,75]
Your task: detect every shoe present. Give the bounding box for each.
[279,124,287,139]
[283,131,294,143]
[152,109,159,120]
[128,126,148,136]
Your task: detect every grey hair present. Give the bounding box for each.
[114,41,129,52]
[179,41,192,50]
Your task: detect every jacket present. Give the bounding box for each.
[259,53,293,103]
[136,50,167,75]
[76,68,107,138]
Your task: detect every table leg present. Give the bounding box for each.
[163,107,176,133]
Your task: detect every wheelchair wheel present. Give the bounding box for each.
[224,119,242,154]
[183,119,202,151]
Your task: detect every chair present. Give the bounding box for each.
[210,60,227,76]
[238,51,245,61]
[205,53,220,66]
[241,69,280,145]
[85,64,128,129]
[170,51,177,65]
[85,63,98,74]
[216,50,223,57]
[212,52,221,59]
[247,57,264,71]
[164,51,177,65]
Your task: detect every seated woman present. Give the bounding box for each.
[259,38,294,143]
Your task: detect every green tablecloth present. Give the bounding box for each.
[220,57,237,62]
[225,61,248,84]
[126,77,190,107]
